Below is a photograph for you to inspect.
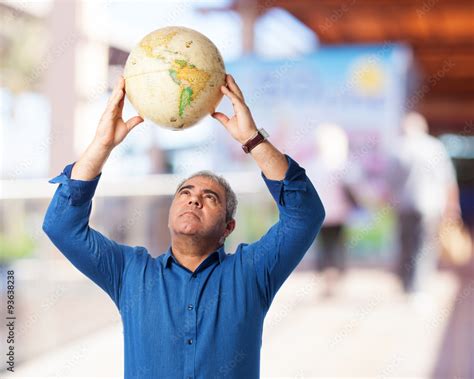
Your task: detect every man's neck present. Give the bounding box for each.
[171,238,220,273]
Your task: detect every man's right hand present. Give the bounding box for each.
[71,75,144,180]
[94,75,144,150]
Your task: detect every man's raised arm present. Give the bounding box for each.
[213,75,325,308]
[71,76,143,180]
[42,76,144,308]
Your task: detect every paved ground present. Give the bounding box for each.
[9,268,473,378]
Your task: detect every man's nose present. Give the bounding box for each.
[188,196,202,207]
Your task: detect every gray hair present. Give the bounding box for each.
[175,170,238,222]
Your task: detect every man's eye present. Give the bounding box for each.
[206,195,216,201]
[180,190,190,195]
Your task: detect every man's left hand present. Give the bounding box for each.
[212,74,258,144]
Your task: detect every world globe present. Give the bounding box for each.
[124,26,226,130]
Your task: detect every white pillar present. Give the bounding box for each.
[43,0,79,176]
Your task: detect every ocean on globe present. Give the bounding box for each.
[124,26,226,130]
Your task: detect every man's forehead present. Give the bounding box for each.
[179,176,224,194]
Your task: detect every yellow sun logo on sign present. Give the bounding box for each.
[349,58,386,97]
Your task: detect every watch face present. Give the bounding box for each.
[259,128,269,138]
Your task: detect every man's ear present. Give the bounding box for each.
[224,219,236,239]
[219,219,236,246]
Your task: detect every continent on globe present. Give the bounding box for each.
[169,59,211,117]
[124,26,226,130]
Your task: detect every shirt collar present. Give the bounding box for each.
[164,245,227,269]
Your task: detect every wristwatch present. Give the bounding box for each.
[242,128,269,154]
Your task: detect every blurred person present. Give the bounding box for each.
[456,160,474,271]
[459,183,474,270]
[389,112,460,298]
[307,123,358,297]
[42,74,325,378]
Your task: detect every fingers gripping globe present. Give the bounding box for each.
[124,26,226,130]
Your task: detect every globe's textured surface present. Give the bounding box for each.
[124,26,226,130]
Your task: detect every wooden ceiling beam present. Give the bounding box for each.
[251,0,474,131]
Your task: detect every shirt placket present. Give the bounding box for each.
[183,270,200,379]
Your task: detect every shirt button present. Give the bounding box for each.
[187,304,194,311]
[192,273,197,278]
[187,338,193,345]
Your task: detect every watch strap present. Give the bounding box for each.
[242,128,269,154]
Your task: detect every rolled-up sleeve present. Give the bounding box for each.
[42,162,137,309]
[250,154,325,308]
[47,162,102,206]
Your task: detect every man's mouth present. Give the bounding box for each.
[181,211,200,219]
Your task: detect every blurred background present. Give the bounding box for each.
[0,0,473,377]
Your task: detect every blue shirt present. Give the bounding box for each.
[42,155,325,379]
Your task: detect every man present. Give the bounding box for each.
[308,123,357,297]
[389,112,460,295]
[43,74,325,378]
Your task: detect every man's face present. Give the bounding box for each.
[168,176,233,243]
